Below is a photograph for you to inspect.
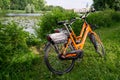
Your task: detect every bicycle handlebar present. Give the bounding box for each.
[57,20,69,25]
[57,10,96,25]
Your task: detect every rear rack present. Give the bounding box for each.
[47,32,68,44]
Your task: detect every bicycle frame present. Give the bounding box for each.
[62,20,101,55]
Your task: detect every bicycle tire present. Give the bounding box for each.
[44,42,75,75]
[89,33,105,57]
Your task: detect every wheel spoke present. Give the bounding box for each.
[44,42,75,74]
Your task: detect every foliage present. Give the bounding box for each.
[10,0,26,10]
[33,0,45,10]
[0,10,8,17]
[26,34,41,47]
[87,9,120,28]
[0,22,29,66]
[11,0,45,10]
[25,4,35,13]
[25,4,31,13]
[36,8,81,42]
[111,11,120,22]
[93,0,120,11]
[0,0,45,10]
[44,5,65,11]
[0,0,10,10]
[113,0,120,11]
[0,22,120,80]
[0,0,66,11]
[31,4,35,13]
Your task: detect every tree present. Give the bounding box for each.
[25,4,31,13]
[113,0,120,11]
[93,0,120,11]
[9,0,45,10]
[44,5,64,11]
[32,0,45,10]
[0,0,10,10]
[0,0,45,10]
[25,4,35,13]
[10,0,27,10]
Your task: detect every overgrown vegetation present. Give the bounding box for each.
[0,0,64,12]
[0,9,120,80]
[37,9,120,42]
[1,23,120,80]
[0,22,28,64]
[93,0,120,11]
[0,22,40,68]
[87,9,120,27]
[0,0,45,11]
[36,8,83,42]
[25,4,35,13]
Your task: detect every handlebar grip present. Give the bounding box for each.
[57,21,66,25]
[57,20,68,25]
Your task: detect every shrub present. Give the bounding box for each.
[37,8,82,42]
[25,4,31,13]
[31,4,35,13]
[112,11,120,22]
[37,9,120,42]
[87,9,114,27]
[26,34,41,47]
[25,4,35,13]
[0,22,29,65]
[87,9,120,28]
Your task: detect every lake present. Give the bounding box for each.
[0,16,40,35]
[6,13,42,17]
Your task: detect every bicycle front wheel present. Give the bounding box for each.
[89,33,105,57]
[44,42,75,75]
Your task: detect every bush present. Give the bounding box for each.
[25,4,31,13]
[112,11,120,22]
[25,4,35,13]
[0,22,29,65]
[87,9,114,27]
[37,8,82,42]
[37,9,120,42]
[31,4,35,13]
[26,34,41,47]
[87,9,120,28]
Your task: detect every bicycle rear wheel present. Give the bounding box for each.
[89,33,105,57]
[44,42,75,75]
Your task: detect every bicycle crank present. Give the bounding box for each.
[59,50,84,60]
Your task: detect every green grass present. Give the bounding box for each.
[7,10,26,13]
[0,23,120,80]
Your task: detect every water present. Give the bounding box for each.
[6,13,42,17]
[1,16,40,35]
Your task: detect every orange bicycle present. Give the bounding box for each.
[44,11,105,75]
